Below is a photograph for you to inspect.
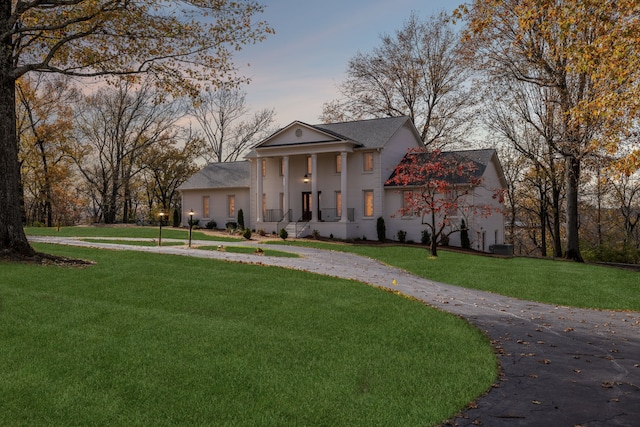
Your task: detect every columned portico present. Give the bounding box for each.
[282,156,290,217]
[340,151,348,223]
[256,157,263,223]
[311,153,318,222]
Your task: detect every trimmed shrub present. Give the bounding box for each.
[237,209,245,230]
[242,228,252,240]
[460,219,470,249]
[279,228,288,240]
[205,220,217,229]
[397,230,407,243]
[376,217,386,242]
[421,229,431,245]
[172,208,180,227]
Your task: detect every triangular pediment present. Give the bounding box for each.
[255,121,348,149]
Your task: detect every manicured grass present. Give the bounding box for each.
[25,226,241,242]
[271,241,640,311]
[82,238,185,247]
[197,245,299,257]
[0,244,496,426]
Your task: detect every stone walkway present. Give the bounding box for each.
[30,236,640,426]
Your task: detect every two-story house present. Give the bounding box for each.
[179,116,507,250]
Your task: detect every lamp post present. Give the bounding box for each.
[158,212,165,246]
[188,209,194,248]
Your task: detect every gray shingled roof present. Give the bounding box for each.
[385,149,497,186]
[313,116,412,149]
[179,161,250,190]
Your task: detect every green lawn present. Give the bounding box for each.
[81,238,185,247]
[0,243,496,427]
[271,241,640,311]
[25,225,241,242]
[197,245,299,257]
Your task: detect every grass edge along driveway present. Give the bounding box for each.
[1,243,497,427]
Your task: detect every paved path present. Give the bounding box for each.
[31,236,640,426]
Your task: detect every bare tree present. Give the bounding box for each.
[71,80,183,224]
[0,1,271,257]
[190,86,275,163]
[321,12,476,148]
[484,82,565,257]
[139,128,204,221]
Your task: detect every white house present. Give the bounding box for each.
[179,116,507,251]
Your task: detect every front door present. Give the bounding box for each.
[301,192,321,221]
[302,192,312,221]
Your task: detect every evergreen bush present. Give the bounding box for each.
[242,228,251,240]
[460,219,470,249]
[279,228,288,240]
[421,229,431,245]
[376,217,386,242]
[237,209,245,230]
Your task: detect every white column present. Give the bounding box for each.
[311,153,318,222]
[340,152,348,222]
[256,157,263,223]
[282,156,290,218]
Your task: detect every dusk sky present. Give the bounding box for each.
[234,0,458,127]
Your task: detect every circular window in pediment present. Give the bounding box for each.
[295,128,303,137]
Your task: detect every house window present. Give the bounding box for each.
[363,152,374,172]
[335,154,341,173]
[402,190,414,217]
[280,158,285,176]
[203,196,210,218]
[306,156,312,174]
[279,193,284,214]
[227,195,235,218]
[262,193,266,218]
[261,158,267,177]
[363,190,374,217]
[335,191,342,218]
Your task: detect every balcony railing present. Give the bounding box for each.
[264,209,285,223]
[319,208,355,222]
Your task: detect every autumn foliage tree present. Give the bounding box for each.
[321,12,476,148]
[459,0,640,261]
[385,148,496,256]
[16,74,77,227]
[0,1,272,257]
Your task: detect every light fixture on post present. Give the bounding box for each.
[303,174,309,183]
[188,209,195,248]
[158,212,165,246]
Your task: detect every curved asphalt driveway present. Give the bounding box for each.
[30,236,640,426]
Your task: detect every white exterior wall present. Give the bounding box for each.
[181,188,250,229]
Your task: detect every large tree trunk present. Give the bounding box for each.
[0,69,35,256]
[551,186,563,258]
[564,155,583,262]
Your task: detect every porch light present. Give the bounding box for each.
[303,174,309,183]
[188,209,195,248]
[158,212,165,246]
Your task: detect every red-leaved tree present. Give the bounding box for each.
[386,148,498,256]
